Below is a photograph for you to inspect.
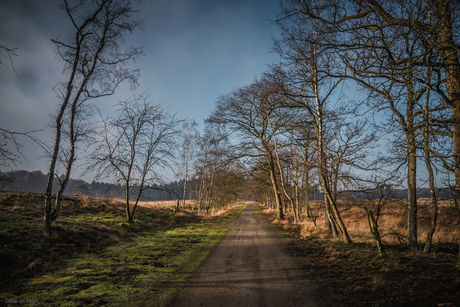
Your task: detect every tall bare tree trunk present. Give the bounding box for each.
[405,83,418,247]
[182,138,190,210]
[267,150,283,219]
[304,163,311,218]
[44,41,81,229]
[51,92,80,221]
[44,120,63,229]
[433,0,460,264]
[206,161,216,214]
[313,77,351,243]
[270,126,297,222]
[422,84,438,253]
[407,135,417,246]
[125,183,131,222]
[294,163,300,220]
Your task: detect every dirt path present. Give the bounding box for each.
[171,204,331,307]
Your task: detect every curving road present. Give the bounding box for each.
[171,204,331,307]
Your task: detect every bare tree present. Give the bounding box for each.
[178,120,199,211]
[208,77,296,219]
[86,96,180,222]
[193,123,230,214]
[363,179,395,259]
[291,123,318,220]
[272,4,357,242]
[268,118,301,222]
[44,0,144,228]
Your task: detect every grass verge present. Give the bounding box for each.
[259,205,460,307]
[0,191,245,306]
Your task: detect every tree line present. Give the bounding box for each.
[203,0,460,263]
[0,169,189,201]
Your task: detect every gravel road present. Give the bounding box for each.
[171,204,332,307]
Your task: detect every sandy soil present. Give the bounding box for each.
[171,204,332,307]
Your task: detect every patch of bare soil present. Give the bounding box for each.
[171,204,333,307]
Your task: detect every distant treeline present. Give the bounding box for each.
[0,170,189,201]
[303,187,453,201]
[344,189,453,201]
[0,170,453,201]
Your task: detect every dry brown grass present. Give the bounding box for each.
[287,200,460,245]
[77,197,246,217]
[137,200,248,217]
[207,202,246,217]
[137,199,195,210]
[260,201,460,306]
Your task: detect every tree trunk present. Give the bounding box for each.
[182,171,187,210]
[175,198,180,213]
[125,183,132,222]
[406,98,418,247]
[324,197,332,230]
[304,168,311,218]
[325,197,338,238]
[267,151,283,219]
[365,207,388,259]
[434,0,460,258]
[206,162,216,215]
[44,29,82,229]
[44,127,62,229]
[423,85,438,253]
[44,79,73,228]
[458,220,460,267]
[271,129,296,222]
[51,144,74,222]
[316,103,351,242]
[51,95,79,221]
[407,138,417,246]
[182,143,189,210]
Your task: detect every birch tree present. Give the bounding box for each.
[178,120,199,210]
[44,0,143,228]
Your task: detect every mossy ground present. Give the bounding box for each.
[0,191,245,306]
[258,205,460,307]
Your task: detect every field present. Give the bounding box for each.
[261,200,460,306]
[296,199,460,245]
[0,191,245,306]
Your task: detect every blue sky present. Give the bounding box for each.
[0,0,281,179]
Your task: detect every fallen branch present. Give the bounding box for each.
[381,229,406,244]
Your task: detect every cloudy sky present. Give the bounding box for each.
[0,0,281,179]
